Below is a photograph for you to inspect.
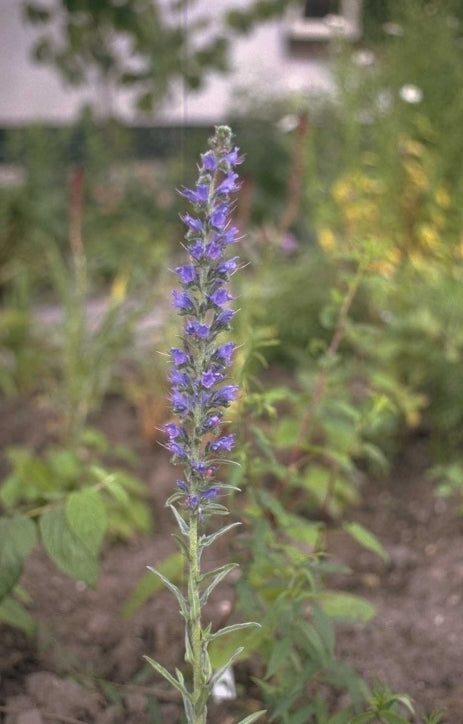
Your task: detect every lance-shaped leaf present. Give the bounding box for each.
[208,621,261,642]
[123,552,184,619]
[147,566,188,619]
[200,521,241,548]
[236,711,267,724]
[210,646,245,687]
[144,656,190,699]
[169,504,190,536]
[200,562,238,605]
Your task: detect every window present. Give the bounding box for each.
[285,0,362,43]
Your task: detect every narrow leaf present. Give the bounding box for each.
[209,622,261,642]
[147,566,188,617]
[201,522,241,547]
[144,656,189,698]
[123,552,184,619]
[211,647,245,686]
[200,563,238,605]
[343,522,389,561]
[169,504,189,536]
[236,711,267,724]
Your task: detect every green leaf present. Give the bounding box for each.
[144,656,189,698]
[201,521,241,547]
[40,508,99,587]
[236,711,267,724]
[66,488,107,554]
[319,592,376,624]
[209,625,263,669]
[0,595,36,635]
[380,712,411,724]
[349,714,374,724]
[0,516,37,599]
[208,621,261,642]
[146,566,188,617]
[200,563,238,605]
[123,552,184,619]
[266,636,292,677]
[343,522,389,561]
[92,467,129,505]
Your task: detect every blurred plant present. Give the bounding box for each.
[0,428,152,634]
[23,0,297,114]
[0,264,49,395]
[349,684,415,723]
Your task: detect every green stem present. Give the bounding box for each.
[189,511,207,724]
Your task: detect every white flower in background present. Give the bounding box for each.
[399,84,423,104]
[276,114,300,133]
[383,22,404,37]
[351,49,376,67]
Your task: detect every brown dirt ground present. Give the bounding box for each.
[0,394,462,723]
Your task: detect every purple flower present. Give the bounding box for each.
[186,494,199,508]
[221,227,239,245]
[167,441,188,458]
[167,126,242,518]
[208,434,235,453]
[164,422,183,439]
[180,184,209,204]
[216,172,239,195]
[172,289,195,312]
[215,309,235,329]
[170,347,189,366]
[215,342,235,366]
[181,214,203,232]
[224,147,242,166]
[209,288,232,307]
[185,320,210,339]
[169,368,189,387]
[175,264,196,284]
[211,204,230,229]
[204,240,223,260]
[201,369,223,389]
[188,240,205,260]
[201,487,218,500]
[216,257,239,275]
[201,150,217,171]
[171,390,191,414]
[213,385,238,406]
[201,413,223,431]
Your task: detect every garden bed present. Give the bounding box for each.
[0,394,462,723]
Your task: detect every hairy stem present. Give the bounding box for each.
[188,512,207,724]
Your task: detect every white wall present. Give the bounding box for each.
[0,0,334,126]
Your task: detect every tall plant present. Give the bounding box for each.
[145,126,264,724]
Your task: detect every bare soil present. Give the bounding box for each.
[1,394,462,723]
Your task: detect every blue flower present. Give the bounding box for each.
[175,265,196,285]
[172,289,195,312]
[180,184,209,205]
[214,342,235,366]
[185,320,211,339]
[209,288,232,307]
[201,150,217,171]
[211,203,230,229]
[216,172,240,195]
[180,214,203,232]
[170,347,190,366]
[167,125,242,518]
[208,434,235,453]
